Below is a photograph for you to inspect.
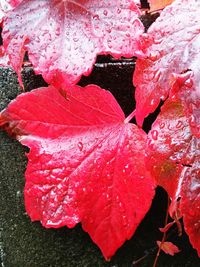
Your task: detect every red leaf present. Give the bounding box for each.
[146,99,200,257]
[2,0,144,87]
[156,241,180,256]
[159,221,175,233]
[133,0,200,136]
[0,84,155,259]
[148,0,174,12]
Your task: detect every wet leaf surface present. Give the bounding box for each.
[2,0,144,87]
[0,84,155,259]
[146,99,200,256]
[133,0,200,136]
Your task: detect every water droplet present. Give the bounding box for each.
[189,115,196,126]
[185,78,193,88]
[98,143,102,148]
[78,142,83,151]
[149,51,160,61]
[124,164,129,169]
[154,38,163,44]
[154,70,161,82]
[159,122,165,129]
[122,215,127,226]
[93,14,99,20]
[106,173,111,180]
[150,99,155,106]
[126,144,130,150]
[73,37,79,42]
[55,27,60,36]
[147,139,154,149]
[151,130,158,140]
[89,218,94,224]
[16,190,21,197]
[103,10,108,16]
[176,120,183,128]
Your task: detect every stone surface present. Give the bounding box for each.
[0,62,199,267]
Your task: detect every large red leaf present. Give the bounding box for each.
[146,99,200,256]
[133,0,200,137]
[0,84,155,259]
[2,0,144,87]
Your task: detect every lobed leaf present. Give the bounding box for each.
[133,0,200,136]
[0,84,155,259]
[2,0,144,87]
[146,99,200,256]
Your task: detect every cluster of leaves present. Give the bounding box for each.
[0,0,199,262]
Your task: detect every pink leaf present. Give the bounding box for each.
[156,241,180,256]
[0,84,155,259]
[0,0,22,22]
[146,99,200,257]
[2,0,144,87]
[133,0,200,136]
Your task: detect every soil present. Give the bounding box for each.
[0,61,199,267]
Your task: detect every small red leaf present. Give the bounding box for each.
[0,84,155,259]
[2,0,144,87]
[146,99,200,257]
[156,241,180,256]
[133,0,200,136]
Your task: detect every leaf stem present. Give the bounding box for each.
[132,252,149,265]
[152,196,170,267]
[124,109,136,123]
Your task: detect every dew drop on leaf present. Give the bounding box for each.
[151,130,158,140]
[78,141,83,151]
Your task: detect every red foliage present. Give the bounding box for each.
[0,84,155,259]
[146,99,200,256]
[156,241,180,256]
[134,0,200,137]
[2,0,144,87]
[0,0,199,261]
